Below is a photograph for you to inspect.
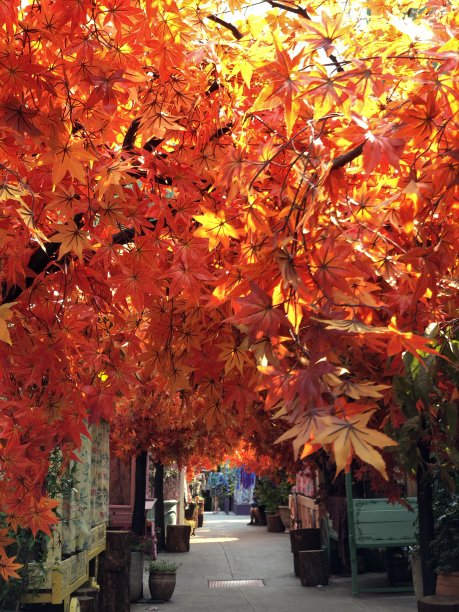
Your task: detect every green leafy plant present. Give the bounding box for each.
[147,559,178,574]
[431,487,459,574]
[254,475,292,513]
[0,523,48,610]
[129,533,154,554]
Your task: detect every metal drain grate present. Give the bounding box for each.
[208,579,265,589]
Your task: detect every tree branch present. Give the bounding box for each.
[266,0,345,73]
[331,141,365,170]
[207,15,243,40]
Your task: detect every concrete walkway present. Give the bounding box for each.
[131,512,417,612]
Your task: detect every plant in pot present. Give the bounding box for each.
[146,558,178,601]
[431,488,459,597]
[255,476,291,532]
[129,533,154,602]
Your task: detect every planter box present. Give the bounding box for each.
[234,503,251,515]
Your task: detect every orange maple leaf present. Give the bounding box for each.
[0,302,17,345]
[227,282,290,338]
[0,553,22,581]
[52,222,92,262]
[0,529,15,548]
[27,497,60,537]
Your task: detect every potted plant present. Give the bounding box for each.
[129,533,153,602]
[431,488,459,597]
[146,558,178,601]
[255,476,291,532]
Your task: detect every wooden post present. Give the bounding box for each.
[166,524,191,552]
[418,596,459,612]
[98,530,130,612]
[299,550,328,587]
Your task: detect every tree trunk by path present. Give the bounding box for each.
[417,439,436,596]
[131,451,147,536]
[154,461,165,551]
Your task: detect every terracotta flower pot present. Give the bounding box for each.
[266,513,285,533]
[436,571,459,597]
[148,571,177,601]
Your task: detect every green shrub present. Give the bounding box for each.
[147,559,178,573]
[431,489,459,574]
[129,533,154,554]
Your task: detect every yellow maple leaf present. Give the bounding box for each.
[52,222,92,261]
[0,183,29,205]
[17,203,48,247]
[314,412,397,479]
[324,378,390,400]
[314,317,390,334]
[0,302,17,346]
[193,209,240,250]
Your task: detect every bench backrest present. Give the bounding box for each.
[352,497,418,547]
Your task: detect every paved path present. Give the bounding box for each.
[131,512,417,612]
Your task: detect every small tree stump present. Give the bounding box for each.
[77,596,96,612]
[98,530,131,612]
[290,528,321,553]
[418,596,459,612]
[299,550,328,587]
[166,525,191,552]
[290,528,321,577]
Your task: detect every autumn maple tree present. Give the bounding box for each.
[0,0,458,584]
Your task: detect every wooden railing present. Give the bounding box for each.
[292,493,320,529]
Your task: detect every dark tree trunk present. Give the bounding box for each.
[98,531,131,611]
[131,451,147,536]
[154,461,165,551]
[417,441,436,597]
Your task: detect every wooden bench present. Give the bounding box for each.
[345,472,418,595]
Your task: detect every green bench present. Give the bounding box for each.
[345,472,418,595]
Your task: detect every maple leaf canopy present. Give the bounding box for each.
[0,0,458,573]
